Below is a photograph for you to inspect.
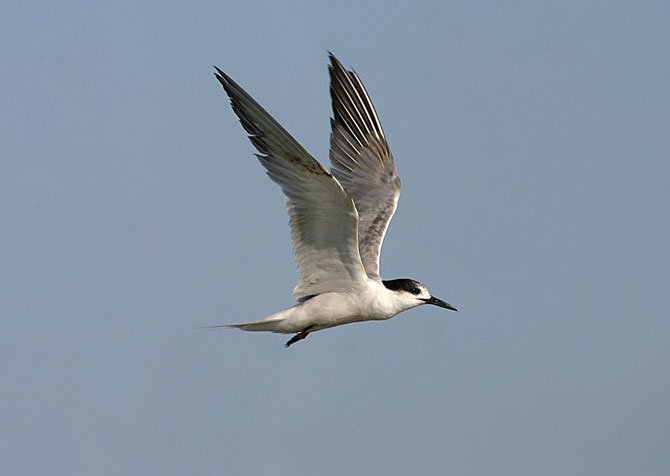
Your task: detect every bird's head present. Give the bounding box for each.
[382,278,457,313]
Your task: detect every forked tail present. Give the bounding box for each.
[201,314,288,333]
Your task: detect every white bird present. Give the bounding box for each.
[212,53,457,347]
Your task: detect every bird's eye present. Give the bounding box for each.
[409,287,421,295]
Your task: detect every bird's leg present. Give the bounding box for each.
[285,329,311,348]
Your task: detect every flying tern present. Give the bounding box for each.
[212,53,457,347]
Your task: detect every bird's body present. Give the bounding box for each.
[231,281,420,334]
[213,54,457,346]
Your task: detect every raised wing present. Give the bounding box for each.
[328,54,401,280]
[214,67,369,300]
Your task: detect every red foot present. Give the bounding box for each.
[285,330,310,347]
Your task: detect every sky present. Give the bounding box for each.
[1,1,669,475]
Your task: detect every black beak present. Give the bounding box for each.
[422,296,458,311]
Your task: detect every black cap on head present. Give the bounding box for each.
[382,278,422,292]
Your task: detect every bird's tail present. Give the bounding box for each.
[200,313,288,333]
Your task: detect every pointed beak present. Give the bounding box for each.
[422,296,458,311]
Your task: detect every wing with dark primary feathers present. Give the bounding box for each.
[214,66,369,300]
[328,53,401,281]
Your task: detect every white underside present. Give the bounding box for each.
[229,279,421,334]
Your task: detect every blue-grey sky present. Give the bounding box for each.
[2,1,669,475]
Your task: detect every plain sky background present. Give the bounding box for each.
[2,1,669,475]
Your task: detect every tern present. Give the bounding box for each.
[212,53,457,347]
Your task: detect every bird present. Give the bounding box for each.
[212,53,457,347]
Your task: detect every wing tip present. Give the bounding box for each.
[213,65,227,84]
[328,51,350,78]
